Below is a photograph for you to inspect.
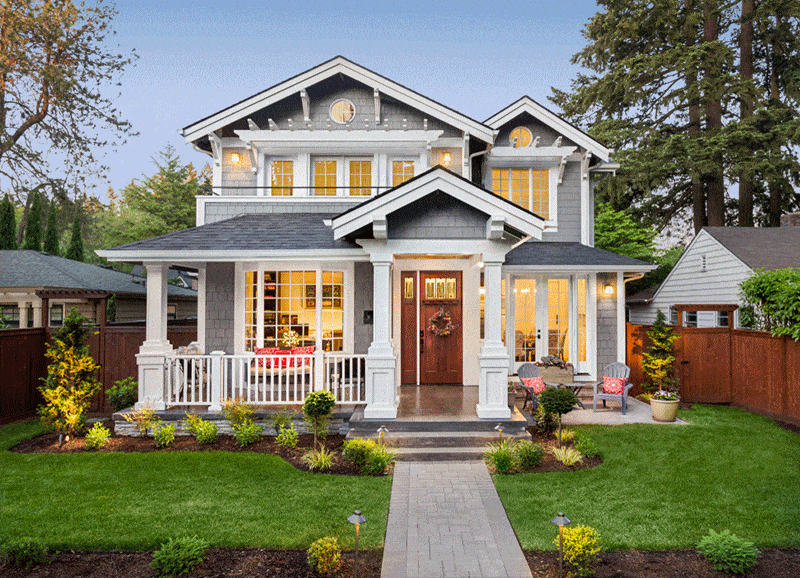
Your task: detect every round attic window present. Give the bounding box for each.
[510,126,532,148]
[330,99,356,124]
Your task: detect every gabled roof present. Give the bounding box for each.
[0,251,196,297]
[330,166,545,241]
[180,56,495,144]
[626,283,660,305]
[504,241,654,271]
[484,96,611,162]
[703,226,800,271]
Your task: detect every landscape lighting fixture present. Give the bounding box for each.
[551,512,571,578]
[348,510,367,578]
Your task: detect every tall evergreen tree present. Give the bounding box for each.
[0,195,16,249]
[22,192,43,250]
[66,214,84,262]
[43,202,60,255]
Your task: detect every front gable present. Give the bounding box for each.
[387,191,489,240]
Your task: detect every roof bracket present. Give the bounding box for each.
[300,89,310,122]
[374,88,381,124]
[487,216,505,240]
[287,119,294,131]
[532,136,540,148]
[553,136,562,147]
[267,118,277,131]
[558,156,567,184]
[373,216,388,239]
[207,133,222,167]
[247,118,260,131]
[247,144,258,174]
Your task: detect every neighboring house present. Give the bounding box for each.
[628,221,800,328]
[131,265,198,290]
[98,56,652,419]
[0,250,197,328]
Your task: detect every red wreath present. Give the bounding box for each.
[428,307,456,337]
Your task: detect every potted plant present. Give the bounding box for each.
[507,384,517,408]
[642,310,680,422]
[535,355,573,384]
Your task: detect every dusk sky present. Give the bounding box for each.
[95,0,602,198]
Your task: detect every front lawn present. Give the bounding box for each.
[0,421,391,551]
[495,405,800,550]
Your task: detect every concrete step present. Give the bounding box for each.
[347,430,523,448]
[393,446,487,461]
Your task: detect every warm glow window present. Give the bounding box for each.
[348,160,372,196]
[479,275,505,342]
[270,160,293,196]
[514,279,536,361]
[510,127,532,148]
[314,160,337,196]
[392,160,415,187]
[330,99,355,124]
[491,168,550,219]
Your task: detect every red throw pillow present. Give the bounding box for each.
[603,376,626,395]
[292,345,315,367]
[273,350,292,369]
[522,376,546,395]
[253,346,279,367]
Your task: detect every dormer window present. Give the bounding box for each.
[509,127,532,148]
[330,99,355,124]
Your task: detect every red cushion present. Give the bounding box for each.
[292,345,315,367]
[272,350,292,369]
[603,376,626,395]
[254,347,279,367]
[522,376,546,395]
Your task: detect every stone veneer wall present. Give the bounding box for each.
[205,262,235,353]
[596,273,618,374]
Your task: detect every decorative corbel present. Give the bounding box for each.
[300,89,310,122]
[532,136,540,148]
[487,216,506,240]
[553,136,562,147]
[582,152,592,180]
[558,156,568,184]
[267,118,277,131]
[247,118,260,131]
[287,119,294,131]
[373,88,381,124]
[207,133,222,167]
[373,216,388,239]
[247,144,258,174]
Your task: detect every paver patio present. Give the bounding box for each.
[382,461,532,578]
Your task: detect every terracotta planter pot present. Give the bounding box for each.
[650,398,680,422]
[540,367,573,385]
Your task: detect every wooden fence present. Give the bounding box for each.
[627,322,800,424]
[0,324,196,423]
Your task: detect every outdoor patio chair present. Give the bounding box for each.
[592,362,633,415]
[517,363,546,411]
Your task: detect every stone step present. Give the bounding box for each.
[393,446,487,461]
[347,430,523,448]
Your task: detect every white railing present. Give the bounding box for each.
[164,352,366,406]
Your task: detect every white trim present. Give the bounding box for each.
[484,96,611,162]
[587,272,597,380]
[197,266,206,353]
[503,263,656,273]
[580,153,592,246]
[616,271,625,363]
[97,249,369,262]
[181,57,494,144]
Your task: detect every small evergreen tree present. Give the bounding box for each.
[303,390,336,449]
[43,202,60,255]
[66,214,84,262]
[22,192,43,251]
[538,387,577,446]
[0,194,16,249]
[641,309,679,393]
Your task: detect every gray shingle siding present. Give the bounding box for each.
[596,273,617,374]
[353,262,373,354]
[204,201,360,225]
[388,193,487,239]
[205,263,234,353]
[541,161,581,243]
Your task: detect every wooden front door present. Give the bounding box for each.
[420,271,462,384]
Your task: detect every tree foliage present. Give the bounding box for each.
[22,192,42,250]
[739,268,800,340]
[594,203,657,262]
[538,387,577,444]
[642,309,680,393]
[0,194,15,249]
[43,200,59,255]
[66,212,83,261]
[0,0,137,192]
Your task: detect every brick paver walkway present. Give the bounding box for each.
[381,461,532,578]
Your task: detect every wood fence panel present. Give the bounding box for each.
[626,323,651,396]
[730,330,783,417]
[785,339,800,423]
[676,328,731,403]
[0,329,47,424]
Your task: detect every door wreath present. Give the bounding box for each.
[428,307,456,337]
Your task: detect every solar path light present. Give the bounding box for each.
[551,512,571,578]
[347,509,367,578]
[494,423,504,439]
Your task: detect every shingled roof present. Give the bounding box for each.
[504,241,653,269]
[703,226,800,271]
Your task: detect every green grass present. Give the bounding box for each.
[0,420,391,551]
[494,405,800,550]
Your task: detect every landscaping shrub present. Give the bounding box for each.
[740,267,800,340]
[123,405,158,437]
[552,446,584,466]
[484,438,516,474]
[268,409,296,435]
[342,438,378,466]
[306,536,341,576]
[154,423,176,448]
[301,447,335,471]
[232,419,262,447]
[182,413,217,444]
[276,423,298,448]
[221,398,254,428]
[697,529,759,574]
[533,405,558,434]
[642,309,680,393]
[554,428,575,443]
[362,443,396,475]
[0,537,48,568]
[555,525,600,578]
[106,377,138,411]
[303,390,336,448]
[513,440,545,469]
[574,433,601,459]
[150,536,209,578]
[38,308,101,437]
[84,422,111,450]
[539,387,577,444]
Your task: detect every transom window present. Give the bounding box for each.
[392,160,415,187]
[491,168,550,219]
[330,99,355,124]
[510,127,532,148]
[424,277,457,300]
[270,160,293,196]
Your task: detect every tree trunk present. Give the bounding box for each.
[16,192,32,247]
[687,0,706,232]
[738,0,755,227]
[704,1,725,226]
[767,13,784,227]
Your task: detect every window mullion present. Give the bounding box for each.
[316,268,323,352]
[257,266,264,348]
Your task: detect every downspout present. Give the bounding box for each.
[468,144,493,183]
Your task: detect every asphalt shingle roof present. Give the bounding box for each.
[0,251,196,296]
[107,213,359,252]
[703,226,800,271]
[504,241,652,268]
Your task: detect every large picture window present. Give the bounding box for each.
[491,168,550,219]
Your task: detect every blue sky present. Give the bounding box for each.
[96,0,602,197]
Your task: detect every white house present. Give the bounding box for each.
[98,56,652,420]
[628,223,800,328]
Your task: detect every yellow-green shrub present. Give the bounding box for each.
[84,422,111,450]
[307,537,341,576]
[554,524,600,577]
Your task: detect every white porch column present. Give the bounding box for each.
[617,271,626,363]
[196,265,206,353]
[135,262,173,410]
[364,254,397,419]
[17,302,29,329]
[477,259,511,418]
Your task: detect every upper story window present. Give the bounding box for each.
[392,160,415,187]
[491,168,550,219]
[313,157,373,196]
[270,160,293,196]
[510,127,532,148]
[330,99,355,124]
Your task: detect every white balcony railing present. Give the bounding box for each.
[164,352,367,407]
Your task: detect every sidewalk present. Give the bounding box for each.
[381,461,532,578]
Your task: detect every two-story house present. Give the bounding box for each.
[98,57,652,420]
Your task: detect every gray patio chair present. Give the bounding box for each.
[517,363,543,411]
[592,362,633,415]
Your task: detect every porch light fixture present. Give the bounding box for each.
[231,152,241,165]
[377,425,389,445]
[442,151,452,166]
[603,283,614,296]
[348,510,367,578]
[552,512,571,578]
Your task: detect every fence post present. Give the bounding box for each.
[209,351,224,411]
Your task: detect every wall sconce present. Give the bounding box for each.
[603,284,614,296]
[231,152,241,165]
[442,151,452,166]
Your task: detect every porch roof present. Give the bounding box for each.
[503,242,655,271]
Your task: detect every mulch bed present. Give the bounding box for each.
[3,548,799,577]
[483,426,603,474]
[9,432,369,476]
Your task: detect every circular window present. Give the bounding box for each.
[329,99,355,124]
[510,127,532,148]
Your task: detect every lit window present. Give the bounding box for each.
[479,274,505,342]
[270,160,293,196]
[510,126,532,148]
[577,277,587,363]
[348,160,372,196]
[330,99,355,124]
[491,168,550,219]
[392,160,415,187]
[684,311,698,328]
[49,304,64,327]
[314,160,337,196]
[514,279,537,362]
